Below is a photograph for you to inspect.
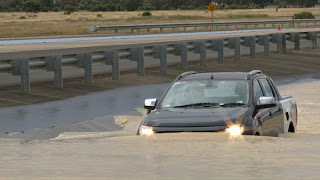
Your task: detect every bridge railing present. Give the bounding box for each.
[90,19,320,33]
[0,30,319,93]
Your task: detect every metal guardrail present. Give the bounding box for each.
[0,30,319,93]
[90,19,320,33]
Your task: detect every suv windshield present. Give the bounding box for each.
[161,80,249,108]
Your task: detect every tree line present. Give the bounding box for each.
[0,0,318,12]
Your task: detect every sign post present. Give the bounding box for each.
[208,1,216,31]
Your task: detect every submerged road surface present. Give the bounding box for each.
[0,73,318,137]
[0,78,320,179]
[0,83,169,135]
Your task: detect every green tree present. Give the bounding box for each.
[119,0,143,11]
[40,0,54,11]
[23,0,41,12]
[252,0,273,8]
[64,4,77,12]
[106,2,116,11]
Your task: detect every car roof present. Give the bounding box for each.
[180,72,254,81]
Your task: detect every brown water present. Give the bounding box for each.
[1,80,320,179]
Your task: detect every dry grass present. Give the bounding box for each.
[0,8,319,38]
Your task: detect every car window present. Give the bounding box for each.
[161,80,249,108]
[254,80,263,103]
[259,78,275,98]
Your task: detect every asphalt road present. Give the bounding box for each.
[0,29,272,45]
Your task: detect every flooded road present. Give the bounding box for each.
[1,73,319,136]
[0,83,169,134]
[0,76,320,179]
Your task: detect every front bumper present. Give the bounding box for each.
[153,126,227,133]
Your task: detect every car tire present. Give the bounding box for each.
[288,121,295,133]
[254,125,262,136]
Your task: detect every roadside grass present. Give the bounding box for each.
[226,14,269,19]
[126,15,209,22]
[0,8,319,38]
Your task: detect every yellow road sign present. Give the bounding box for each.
[208,2,216,12]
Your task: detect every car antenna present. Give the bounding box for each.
[211,72,214,79]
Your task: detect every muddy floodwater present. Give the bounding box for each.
[1,79,320,179]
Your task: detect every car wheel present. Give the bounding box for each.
[288,121,295,133]
[254,125,262,136]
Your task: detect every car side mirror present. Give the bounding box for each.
[144,98,157,111]
[256,96,277,109]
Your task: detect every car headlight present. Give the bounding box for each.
[225,125,244,137]
[139,125,154,136]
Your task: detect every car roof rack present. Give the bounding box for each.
[175,71,197,81]
[247,70,263,80]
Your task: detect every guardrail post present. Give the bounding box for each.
[212,39,224,64]
[153,45,167,73]
[282,33,287,53]
[160,27,163,32]
[174,43,188,70]
[12,58,30,93]
[77,53,92,85]
[290,33,300,51]
[271,34,283,53]
[45,56,63,88]
[194,41,207,67]
[183,27,187,31]
[295,33,300,51]
[228,38,240,61]
[131,29,134,33]
[194,27,197,31]
[147,28,150,32]
[89,26,98,32]
[114,29,118,33]
[307,32,318,49]
[258,35,270,56]
[105,50,120,80]
[244,36,256,58]
[130,47,144,75]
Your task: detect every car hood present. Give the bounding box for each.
[144,107,249,128]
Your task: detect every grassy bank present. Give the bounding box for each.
[0,8,319,38]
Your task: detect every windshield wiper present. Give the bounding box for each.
[173,103,220,108]
[219,103,246,107]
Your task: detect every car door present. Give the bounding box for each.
[253,79,273,136]
[259,78,283,136]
